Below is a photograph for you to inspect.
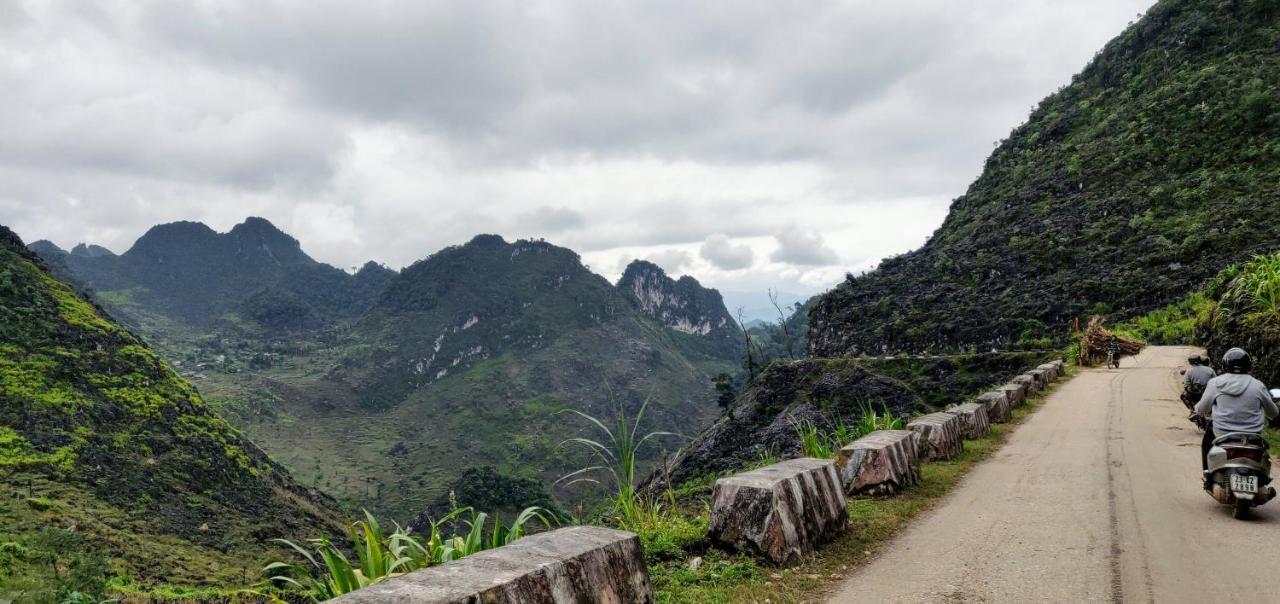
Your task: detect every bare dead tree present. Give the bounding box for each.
[769,287,795,359]
[737,307,760,380]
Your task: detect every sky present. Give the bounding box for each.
[0,0,1154,298]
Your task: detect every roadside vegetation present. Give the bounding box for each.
[793,404,904,459]
[264,507,552,600]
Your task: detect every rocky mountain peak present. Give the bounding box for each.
[616,259,741,358]
[125,220,219,258]
[70,243,116,258]
[26,239,65,257]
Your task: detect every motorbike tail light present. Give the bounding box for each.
[1226,447,1265,462]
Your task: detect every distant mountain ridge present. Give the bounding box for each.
[808,0,1280,355]
[32,217,394,334]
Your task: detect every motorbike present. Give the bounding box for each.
[1204,389,1280,519]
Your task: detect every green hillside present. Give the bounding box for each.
[206,235,738,520]
[0,226,344,601]
[809,0,1280,356]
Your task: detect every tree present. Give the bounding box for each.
[712,373,736,408]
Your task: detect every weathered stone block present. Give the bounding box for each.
[1029,368,1050,389]
[1050,358,1065,374]
[1036,363,1060,382]
[976,390,1011,423]
[834,430,920,496]
[708,458,848,566]
[328,526,653,603]
[907,412,965,461]
[945,402,991,440]
[1014,373,1040,394]
[1000,382,1026,408]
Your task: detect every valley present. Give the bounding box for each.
[30,225,743,521]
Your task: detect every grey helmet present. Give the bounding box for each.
[1223,348,1252,374]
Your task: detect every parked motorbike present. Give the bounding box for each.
[1204,389,1280,519]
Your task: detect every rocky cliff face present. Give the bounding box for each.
[616,260,743,360]
[809,0,1280,356]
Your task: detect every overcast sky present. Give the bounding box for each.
[0,0,1153,296]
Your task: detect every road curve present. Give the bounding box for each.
[827,346,1280,603]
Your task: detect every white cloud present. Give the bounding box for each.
[0,0,1155,297]
[771,227,839,266]
[700,234,755,271]
[644,249,694,274]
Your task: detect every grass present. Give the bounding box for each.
[1116,291,1212,345]
[793,404,904,459]
[647,367,1072,603]
[557,397,682,525]
[265,506,553,601]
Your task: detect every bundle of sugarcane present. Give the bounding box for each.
[1078,316,1144,366]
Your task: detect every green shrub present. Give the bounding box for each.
[266,506,553,601]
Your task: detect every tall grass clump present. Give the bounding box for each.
[853,401,904,437]
[792,403,903,460]
[793,418,834,458]
[556,397,681,525]
[265,507,552,601]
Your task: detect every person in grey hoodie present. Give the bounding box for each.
[1181,355,1216,429]
[1195,348,1279,488]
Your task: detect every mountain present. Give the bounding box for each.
[809,0,1280,356]
[0,225,343,595]
[31,217,394,336]
[228,235,740,518]
[616,260,743,360]
[37,226,743,521]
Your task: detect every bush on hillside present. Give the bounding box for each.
[1198,253,1280,385]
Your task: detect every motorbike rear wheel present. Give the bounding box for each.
[1232,499,1251,520]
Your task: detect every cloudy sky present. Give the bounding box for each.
[0,0,1153,298]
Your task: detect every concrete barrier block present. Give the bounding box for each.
[907,412,965,461]
[1000,382,1026,408]
[1036,363,1060,382]
[329,526,654,603]
[1029,368,1050,389]
[834,430,921,496]
[945,402,991,440]
[976,391,1011,423]
[708,458,848,566]
[1014,373,1040,394]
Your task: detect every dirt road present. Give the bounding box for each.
[828,346,1280,603]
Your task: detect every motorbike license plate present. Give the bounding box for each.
[1231,474,1259,494]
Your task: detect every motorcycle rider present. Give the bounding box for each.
[1182,355,1215,429]
[1195,348,1279,490]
